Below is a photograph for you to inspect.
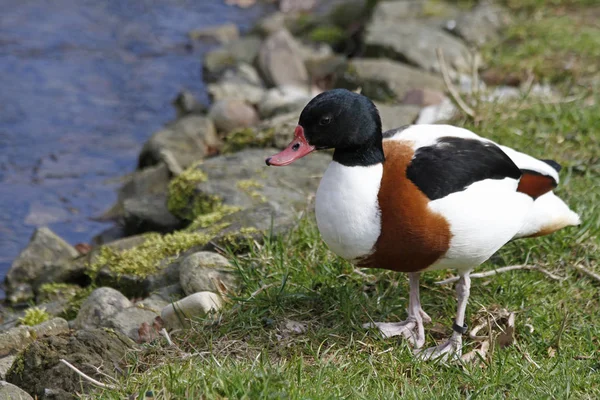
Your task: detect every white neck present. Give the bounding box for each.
[315,161,383,260]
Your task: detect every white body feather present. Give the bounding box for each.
[315,161,383,261]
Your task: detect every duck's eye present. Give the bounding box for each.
[292,143,300,151]
[319,116,332,126]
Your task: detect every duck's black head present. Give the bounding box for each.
[265,89,384,167]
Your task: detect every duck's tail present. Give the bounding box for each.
[513,191,581,239]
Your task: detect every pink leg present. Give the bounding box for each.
[363,273,430,348]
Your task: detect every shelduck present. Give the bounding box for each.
[265,89,580,360]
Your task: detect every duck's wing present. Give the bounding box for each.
[384,124,522,200]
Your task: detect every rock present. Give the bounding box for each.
[335,58,445,102]
[208,99,260,134]
[138,115,220,170]
[93,254,182,300]
[279,0,316,13]
[197,204,300,252]
[72,287,132,330]
[122,194,183,235]
[5,329,134,398]
[0,381,33,400]
[401,88,446,107]
[179,252,238,296]
[203,36,262,81]
[104,306,160,342]
[0,356,16,380]
[99,162,171,221]
[6,227,78,303]
[6,285,34,305]
[370,0,427,21]
[189,23,239,43]
[176,148,330,219]
[172,90,207,118]
[257,29,309,87]
[254,12,286,36]
[161,292,222,330]
[305,54,346,87]
[446,1,510,47]
[32,256,91,292]
[146,284,185,304]
[375,103,422,132]
[220,110,299,153]
[365,20,477,75]
[264,111,304,148]
[415,97,457,125]
[258,85,314,119]
[207,63,266,105]
[0,318,69,357]
[92,226,125,246]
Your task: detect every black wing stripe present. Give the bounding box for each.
[406,137,522,200]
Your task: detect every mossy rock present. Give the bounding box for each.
[6,329,134,398]
[308,25,346,46]
[222,127,276,154]
[87,231,211,297]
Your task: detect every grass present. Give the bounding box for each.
[87,4,599,399]
[484,1,600,85]
[88,98,599,400]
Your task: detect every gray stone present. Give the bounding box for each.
[0,318,69,357]
[415,97,457,125]
[172,90,207,118]
[0,356,16,380]
[208,99,260,134]
[6,228,78,303]
[0,381,33,400]
[375,103,422,132]
[203,36,262,81]
[189,23,239,43]
[207,63,266,105]
[6,285,33,305]
[5,329,134,398]
[123,193,183,235]
[72,287,132,330]
[188,148,330,213]
[105,306,160,342]
[161,292,222,330]
[263,110,303,148]
[254,12,286,36]
[258,85,314,119]
[335,58,445,102]
[138,115,220,170]
[365,20,477,75]
[447,1,510,47]
[257,29,309,87]
[371,0,427,21]
[401,88,446,107]
[98,162,171,222]
[179,252,237,296]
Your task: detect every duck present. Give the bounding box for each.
[265,88,580,360]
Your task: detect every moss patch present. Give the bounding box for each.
[38,283,82,302]
[308,26,346,45]
[187,204,242,232]
[88,231,211,278]
[167,162,213,220]
[18,307,51,326]
[236,179,267,203]
[222,127,275,154]
[61,285,94,321]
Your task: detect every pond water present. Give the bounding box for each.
[0,0,272,285]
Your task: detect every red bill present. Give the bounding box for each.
[265,125,315,166]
